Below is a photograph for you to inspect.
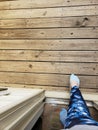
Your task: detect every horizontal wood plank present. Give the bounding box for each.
[0,83,67,91]
[0,0,14,2]
[0,61,97,75]
[0,28,98,39]
[0,50,97,62]
[0,16,98,28]
[0,72,97,88]
[0,39,98,50]
[0,0,98,10]
[0,5,98,19]
[0,83,97,93]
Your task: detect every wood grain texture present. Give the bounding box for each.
[45,91,98,102]
[0,28,97,39]
[0,50,97,62]
[0,16,98,28]
[0,61,97,75]
[0,0,14,2]
[0,39,98,50]
[0,5,98,19]
[0,72,97,88]
[0,83,97,92]
[0,0,98,10]
[0,0,97,92]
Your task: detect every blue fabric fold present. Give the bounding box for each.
[64,86,98,129]
[60,108,67,126]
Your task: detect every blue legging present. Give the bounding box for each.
[64,86,98,129]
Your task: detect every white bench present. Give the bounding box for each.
[0,88,45,130]
[0,88,98,130]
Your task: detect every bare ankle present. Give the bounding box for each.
[70,81,79,88]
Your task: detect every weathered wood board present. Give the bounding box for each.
[0,0,97,92]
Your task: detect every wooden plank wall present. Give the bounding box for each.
[0,0,98,92]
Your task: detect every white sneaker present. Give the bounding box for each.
[70,74,80,88]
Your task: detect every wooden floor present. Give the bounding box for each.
[41,104,98,130]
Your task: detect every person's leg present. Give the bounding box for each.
[68,74,91,116]
[60,108,67,126]
[65,86,91,128]
[60,74,98,129]
[64,74,98,128]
